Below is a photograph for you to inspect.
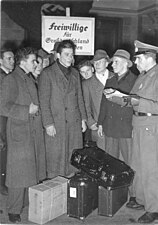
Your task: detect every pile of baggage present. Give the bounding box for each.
[28,144,135,224]
[68,144,135,219]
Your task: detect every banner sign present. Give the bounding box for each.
[42,16,95,55]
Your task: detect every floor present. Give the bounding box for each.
[1,190,157,225]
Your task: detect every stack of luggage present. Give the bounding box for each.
[28,144,135,224]
[68,144,135,219]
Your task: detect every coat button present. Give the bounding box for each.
[65,107,67,110]
[65,120,68,123]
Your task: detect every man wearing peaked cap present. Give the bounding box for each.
[97,49,137,163]
[124,40,158,223]
[134,40,158,55]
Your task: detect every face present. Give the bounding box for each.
[93,58,108,74]
[79,65,93,80]
[58,48,74,67]
[2,51,15,72]
[134,54,148,72]
[22,54,37,74]
[33,57,43,78]
[112,56,128,75]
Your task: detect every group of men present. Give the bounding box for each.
[1,38,158,224]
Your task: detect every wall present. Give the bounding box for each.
[0,11,25,51]
[90,0,158,54]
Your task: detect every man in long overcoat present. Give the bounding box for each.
[1,47,46,223]
[39,40,87,178]
[0,49,15,195]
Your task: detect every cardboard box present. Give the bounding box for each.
[98,185,128,217]
[28,176,68,224]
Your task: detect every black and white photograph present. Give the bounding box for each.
[1,0,158,224]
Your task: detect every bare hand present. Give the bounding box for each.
[29,102,39,114]
[90,123,98,131]
[46,125,56,137]
[131,97,140,106]
[82,120,87,133]
[98,125,104,138]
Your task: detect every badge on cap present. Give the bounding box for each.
[134,40,158,56]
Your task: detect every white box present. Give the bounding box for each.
[28,176,68,224]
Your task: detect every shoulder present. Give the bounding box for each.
[82,75,95,86]
[71,66,80,77]
[107,71,115,80]
[127,70,138,82]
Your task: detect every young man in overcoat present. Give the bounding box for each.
[2,47,46,223]
[39,39,87,178]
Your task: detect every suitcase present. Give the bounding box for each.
[71,146,134,188]
[67,172,98,220]
[98,185,128,217]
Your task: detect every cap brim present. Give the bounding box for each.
[111,56,133,67]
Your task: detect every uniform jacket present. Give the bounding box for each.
[131,64,158,127]
[2,66,46,187]
[98,70,137,138]
[38,61,86,177]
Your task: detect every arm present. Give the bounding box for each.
[82,81,96,128]
[97,93,107,126]
[38,70,55,127]
[76,72,87,121]
[2,75,29,121]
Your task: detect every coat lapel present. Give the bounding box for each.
[53,63,69,95]
[16,67,39,105]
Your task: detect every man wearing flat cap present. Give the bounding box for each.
[97,49,137,162]
[82,49,112,149]
[125,40,158,223]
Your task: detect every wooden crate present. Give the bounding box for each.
[28,176,68,224]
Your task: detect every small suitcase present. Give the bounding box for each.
[71,146,134,188]
[98,185,128,217]
[67,172,98,220]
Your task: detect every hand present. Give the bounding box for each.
[131,97,140,106]
[29,102,39,114]
[46,124,56,137]
[103,89,128,98]
[90,123,98,131]
[82,120,87,133]
[107,96,124,106]
[97,125,104,138]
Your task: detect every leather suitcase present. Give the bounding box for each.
[71,146,134,188]
[98,185,128,217]
[67,172,98,220]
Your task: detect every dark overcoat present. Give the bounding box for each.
[98,70,137,138]
[2,66,46,188]
[38,62,87,178]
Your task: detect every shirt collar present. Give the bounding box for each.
[0,65,10,74]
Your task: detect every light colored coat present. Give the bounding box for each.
[82,72,113,149]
